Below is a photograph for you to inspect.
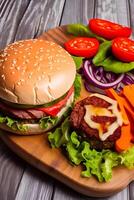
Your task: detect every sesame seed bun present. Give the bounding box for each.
[0,39,76,105]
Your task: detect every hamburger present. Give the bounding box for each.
[0,39,76,135]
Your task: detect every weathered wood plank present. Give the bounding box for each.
[15,167,54,200]
[128,0,134,37]
[0,0,30,48]
[129,182,134,200]
[0,139,25,200]
[61,0,95,25]
[15,0,65,40]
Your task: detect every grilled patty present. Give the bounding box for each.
[70,96,121,150]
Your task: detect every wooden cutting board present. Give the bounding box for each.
[0,26,134,197]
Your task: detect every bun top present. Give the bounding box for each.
[0,39,76,105]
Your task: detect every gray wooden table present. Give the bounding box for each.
[0,0,134,199]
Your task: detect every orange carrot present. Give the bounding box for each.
[105,88,129,125]
[120,96,134,121]
[115,124,132,152]
[123,84,134,108]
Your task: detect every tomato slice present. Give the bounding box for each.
[64,37,99,58]
[112,37,134,62]
[89,19,132,40]
[35,86,74,116]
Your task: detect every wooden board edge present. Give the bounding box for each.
[0,133,133,197]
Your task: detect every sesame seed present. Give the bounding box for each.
[17,82,21,86]
[1,74,5,80]
[12,59,17,64]
[38,77,41,80]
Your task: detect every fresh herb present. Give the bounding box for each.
[67,24,106,43]
[48,118,134,182]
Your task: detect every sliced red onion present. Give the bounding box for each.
[84,81,106,94]
[122,73,134,85]
[83,60,125,89]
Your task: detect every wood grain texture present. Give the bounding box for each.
[0,0,134,199]
[0,139,25,200]
[15,167,54,200]
[1,25,134,198]
[61,0,95,25]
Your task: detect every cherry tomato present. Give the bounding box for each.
[64,37,99,58]
[89,18,132,40]
[35,86,74,116]
[112,37,134,62]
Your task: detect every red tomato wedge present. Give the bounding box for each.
[64,37,99,58]
[89,18,132,40]
[35,86,74,116]
[112,37,134,62]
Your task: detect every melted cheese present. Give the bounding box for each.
[84,93,123,141]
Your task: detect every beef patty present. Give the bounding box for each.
[70,96,121,150]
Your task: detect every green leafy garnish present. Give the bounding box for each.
[74,73,82,99]
[67,24,106,43]
[39,116,58,129]
[48,118,134,182]
[72,55,83,70]
[98,56,134,73]
[93,41,112,65]
[93,40,134,73]
[0,115,28,131]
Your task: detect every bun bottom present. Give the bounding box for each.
[0,121,58,135]
[0,93,74,135]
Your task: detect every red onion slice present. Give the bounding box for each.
[83,60,125,89]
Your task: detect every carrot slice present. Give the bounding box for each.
[115,124,132,152]
[120,96,134,121]
[105,88,129,125]
[123,84,134,108]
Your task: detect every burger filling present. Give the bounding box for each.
[70,93,123,149]
[0,86,74,132]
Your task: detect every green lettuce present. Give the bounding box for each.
[121,146,134,168]
[74,74,82,99]
[93,40,134,73]
[72,55,83,70]
[39,116,58,129]
[92,41,112,65]
[99,56,134,73]
[0,115,28,132]
[67,24,106,43]
[48,118,134,182]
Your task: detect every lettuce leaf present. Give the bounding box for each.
[92,41,112,66]
[72,56,83,70]
[0,115,28,131]
[48,118,134,182]
[74,73,82,99]
[48,117,70,148]
[67,24,106,43]
[121,146,134,169]
[39,116,58,129]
